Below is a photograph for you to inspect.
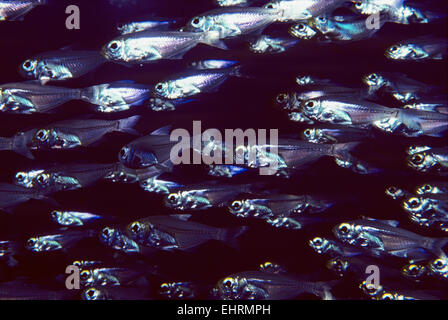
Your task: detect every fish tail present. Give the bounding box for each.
[10,134,34,159]
[199,32,229,50]
[332,141,360,160]
[316,280,338,300]
[218,226,249,249]
[79,86,95,103]
[117,116,140,135]
[428,237,448,257]
[0,137,13,152]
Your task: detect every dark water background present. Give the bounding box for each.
[0,0,447,299]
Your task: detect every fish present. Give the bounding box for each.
[386,37,447,61]
[99,226,154,256]
[148,96,194,111]
[159,282,201,299]
[401,262,430,281]
[402,194,448,232]
[264,0,347,22]
[19,50,107,84]
[139,175,184,195]
[0,280,77,300]
[296,75,334,87]
[214,270,336,300]
[333,218,448,259]
[309,236,373,257]
[152,65,243,100]
[81,81,151,113]
[0,0,46,21]
[359,280,444,300]
[248,35,299,54]
[301,126,372,144]
[228,194,333,229]
[26,230,96,252]
[0,81,81,114]
[50,210,105,227]
[406,146,448,175]
[0,183,54,213]
[118,126,174,170]
[0,116,140,159]
[79,265,154,287]
[102,31,226,64]
[81,286,153,300]
[183,7,282,39]
[164,182,256,210]
[214,0,252,7]
[116,17,178,35]
[403,98,448,115]
[187,59,239,70]
[300,96,448,137]
[13,162,122,193]
[428,256,448,280]
[416,181,448,195]
[126,214,248,251]
[385,185,409,200]
[362,72,440,103]
[290,14,385,42]
[207,164,248,178]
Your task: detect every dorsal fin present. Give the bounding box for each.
[151,125,171,136]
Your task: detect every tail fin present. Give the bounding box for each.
[199,32,229,50]
[218,226,249,249]
[0,137,13,152]
[117,116,140,135]
[79,85,96,103]
[8,134,35,159]
[428,237,448,257]
[332,141,360,159]
[316,280,338,300]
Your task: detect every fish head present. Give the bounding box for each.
[153,81,170,98]
[19,58,38,79]
[402,196,431,217]
[228,199,251,217]
[26,236,61,252]
[102,38,126,61]
[164,191,184,209]
[385,43,413,60]
[275,92,298,111]
[290,22,317,40]
[184,15,209,33]
[300,98,324,119]
[126,220,152,243]
[80,269,95,287]
[359,280,383,297]
[428,257,448,278]
[385,186,405,200]
[82,287,105,300]
[159,282,194,299]
[416,183,436,195]
[406,151,436,172]
[118,145,158,169]
[215,275,247,300]
[309,237,332,254]
[99,227,119,247]
[402,263,427,280]
[33,128,58,148]
[327,257,349,277]
[333,222,361,244]
[363,72,386,93]
[301,128,324,143]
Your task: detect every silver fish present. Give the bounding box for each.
[117,18,178,35]
[26,230,96,252]
[386,37,447,61]
[0,183,52,212]
[403,194,448,232]
[79,266,151,287]
[159,282,198,299]
[81,81,151,113]
[214,0,251,7]
[165,183,255,211]
[50,210,105,227]
[214,270,336,300]
[309,236,372,257]
[0,82,81,114]
[207,164,247,178]
[126,214,248,251]
[0,0,45,21]
[102,31,226,64]
[301,126,372,144]
[428,256,448,280]
[153,66,242,100]
[385,185,408,200]
[416,182,448,195]
[183,7,281,39]
[333,218,448,259]
[265,0,347,22]
[188,59,238,70]
[99,227,141,254]
[406,146,448,175]
[249,35,298,54]
[20,50,107,84]
[403,99,448,115]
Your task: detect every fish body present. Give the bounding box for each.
[50,210,105,227]
[20,50,107,84]
[0,82,81,114]
[249,35,298,54]
[265,0,347,21]
[215,270,336,300]
[309,236,372,257]
[102,31,225,64]
[117,18,178,35]
[126,214,248,251]
[301,126,371,143]
[333,218,448,259]
[153,66,241,100]
[404,99,448,115]
[184,7,281,39]
[165,183,254,211]
[0,0,45,21]
[81,82,151,113]
[188,59,238,70]
[26,230,96,252]
[386,37,447,61]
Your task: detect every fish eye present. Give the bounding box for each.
[304,100,316,109]
[304,129,312,137]
[390,46,398,52]
[422,184,432,192]
[155,83,164,92]
[80,270,91,280]
[318,16,326,22]
[101,227,112,238]
[387,186,397,193]
[108,41,120,51]
[119,147,129,159]
[191,17,202,27]
[117,23,124,30]
[407,197,420,208]
[231,200,242,210]
[265,3,274,9]
[73,260,82,267]
[408,264,419,275]
[130,222,142,234]
[313,237,322,245]
[411,154,425,165]
[298,24,305,30]
[338,223,350,234]
[15,172,26,182]
[50,210,60,219]
[36,174,48,184]
[27,238,36,247]
[84,288,99,300]
[223,278,234,288]
[276,93,286,103]
[381,293,394,300]
[35,129,49,141]
[167,193,178,203]
[433,259,445,270]
[368,73,377,81]
[22,60,35,71]
[355,1,363,8]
